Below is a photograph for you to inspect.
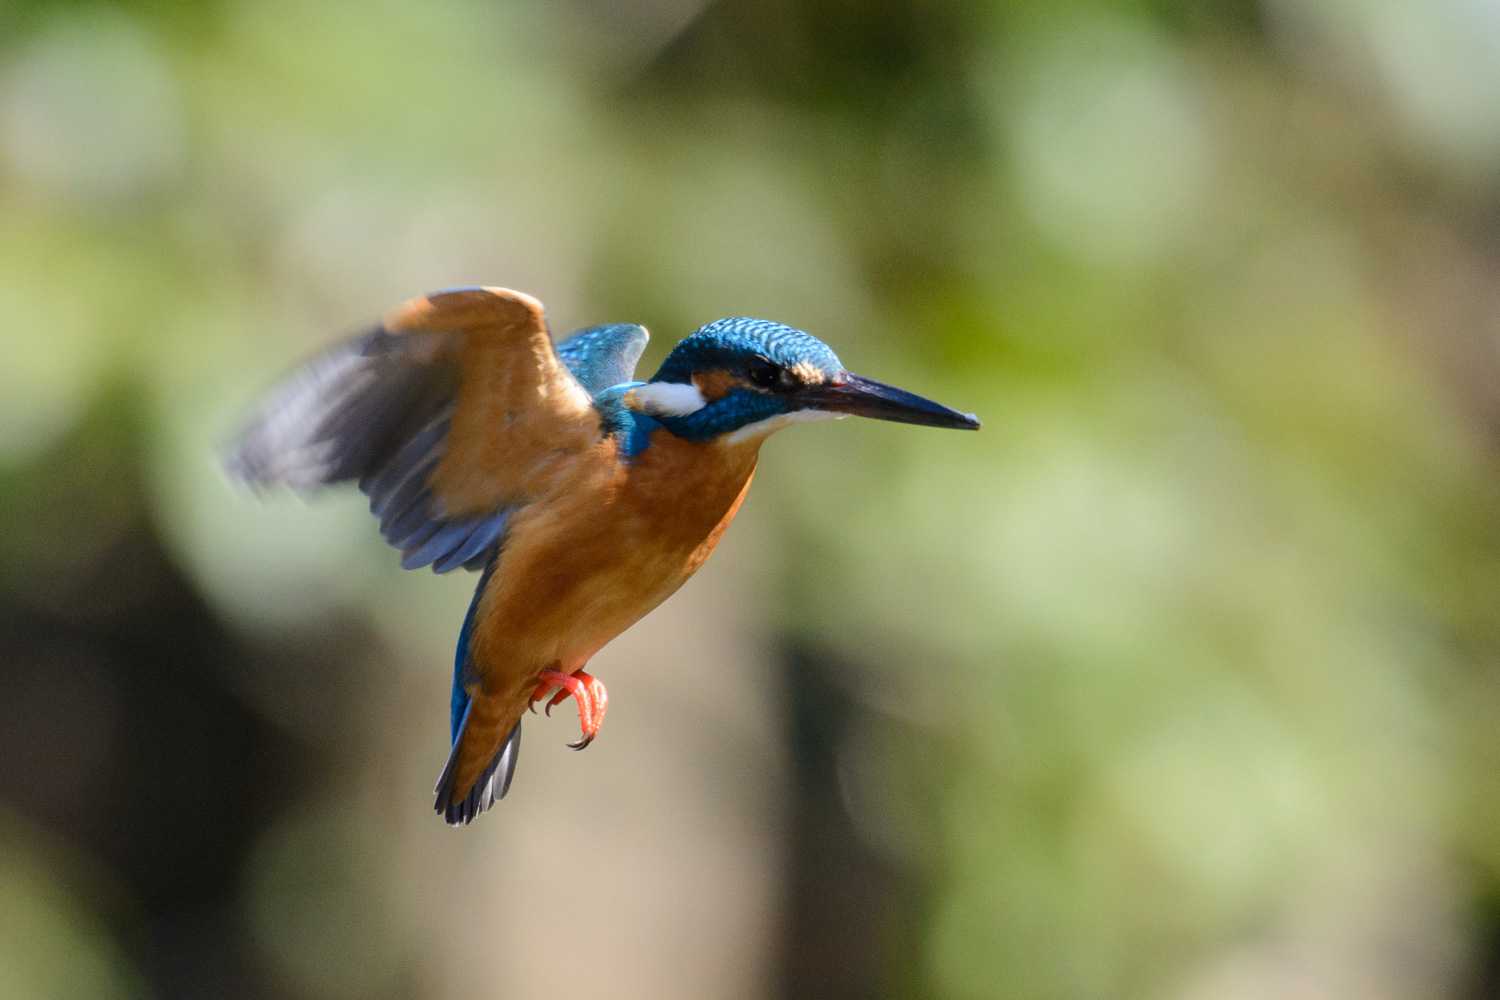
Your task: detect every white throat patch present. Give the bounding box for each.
[628,381,708,417]
[724,408,845,445]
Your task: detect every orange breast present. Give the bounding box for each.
[464,430,760,701]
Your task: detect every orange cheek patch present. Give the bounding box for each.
[692,369,743,401]
[789,361,827,386]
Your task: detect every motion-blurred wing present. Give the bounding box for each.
[225,287,601,572]
[554,323,649,394]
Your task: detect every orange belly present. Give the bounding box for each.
[464,431,760,702]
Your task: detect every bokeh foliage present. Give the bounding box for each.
[3,1,1500,998]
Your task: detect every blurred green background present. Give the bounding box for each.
[4,1,1500,997]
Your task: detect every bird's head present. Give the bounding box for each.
[625,317,980,444]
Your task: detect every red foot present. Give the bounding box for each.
[528,668,609,750]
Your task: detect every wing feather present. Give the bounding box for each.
[554,323,650,394]
[226,286,627,574]
[410,291,596,516]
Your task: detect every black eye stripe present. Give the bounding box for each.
[747,356,782,389]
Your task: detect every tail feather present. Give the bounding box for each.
[434,701,522,826]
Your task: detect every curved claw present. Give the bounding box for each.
[527,680,552,714]
[529,668,608,748]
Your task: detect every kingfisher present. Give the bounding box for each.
[227,287,978,824]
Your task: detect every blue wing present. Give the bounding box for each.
[225,293,649,575]
[554,323,650,395]
[225,321,511,574]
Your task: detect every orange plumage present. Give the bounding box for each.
[226,286,978,824]
[446,429,759,809]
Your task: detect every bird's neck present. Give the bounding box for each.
[599,379,818,456]
[618,379,793,445]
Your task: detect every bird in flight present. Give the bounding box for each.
[227,287,979,824]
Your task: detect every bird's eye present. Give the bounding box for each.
[747,356,784,390]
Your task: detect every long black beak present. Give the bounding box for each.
[802,372,980,430]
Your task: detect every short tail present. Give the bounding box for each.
[434,699,523,825]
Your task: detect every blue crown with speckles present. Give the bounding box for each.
[653,317,843,385]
